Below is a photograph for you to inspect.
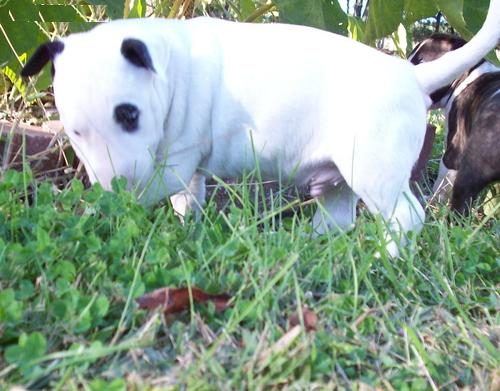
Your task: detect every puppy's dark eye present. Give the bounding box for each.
[114,103,140,132]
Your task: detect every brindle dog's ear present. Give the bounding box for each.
[121,38,156,72]
[408,34,467,65]
[21,41,65,77]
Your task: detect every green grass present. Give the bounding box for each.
[2,1,498,388]
[0,164,498,390]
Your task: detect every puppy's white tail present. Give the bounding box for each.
[415,0,500,95]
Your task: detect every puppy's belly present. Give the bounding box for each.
[297,161,344,197]
[203,143,343,197]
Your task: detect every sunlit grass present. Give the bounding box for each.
[0,165,498,389]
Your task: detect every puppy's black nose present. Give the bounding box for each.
[114,103,140,132]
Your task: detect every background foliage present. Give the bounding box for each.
[0,0,494,95]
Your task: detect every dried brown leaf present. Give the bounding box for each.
[136,287,231,315]
[289,306,318,332]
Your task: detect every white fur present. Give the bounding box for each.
[48,1,499,257]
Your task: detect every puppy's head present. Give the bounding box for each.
[408,33,467,107]
[22,22,169,204]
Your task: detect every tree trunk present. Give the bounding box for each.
[354,0,363,18]
[363,0,370,19]
[435,11,442,32]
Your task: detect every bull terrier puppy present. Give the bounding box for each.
[22,0,500,256]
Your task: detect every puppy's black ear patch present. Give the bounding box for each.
[21,41,64,77]
[121,38,156,72]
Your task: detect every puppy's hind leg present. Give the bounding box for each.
[335,99,427,257]
[344,159,425,258]
[360,182,425,258]
[384,185,425,257]
[312,183,359,236]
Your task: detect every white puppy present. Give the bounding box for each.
[22,0,500,257]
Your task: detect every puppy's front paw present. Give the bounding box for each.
[374,241,400,259]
